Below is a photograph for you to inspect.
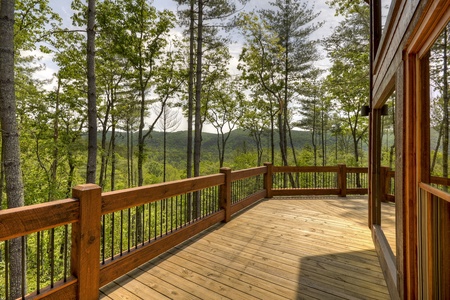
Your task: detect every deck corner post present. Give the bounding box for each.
[220,167,232,222]
[71,184,102,299]
[264,162,273,198]
[338,164,347,197]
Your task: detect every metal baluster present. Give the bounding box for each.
[165,199,168,235]
[111,213,115,260]
[175,195,179,230]
[148,203,152,242]
[141,205,145,247]
[64,225,68,281]
[5,240,9,300]
[21,236,26,299]
[120,210,123,256]
[36,232,41,294]
[102,215,105,264]
[127,208,131,252]
[154,202,157,239]
[50,228,55,288]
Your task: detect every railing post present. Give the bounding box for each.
[264,162,273,198]
[338,164,347,197]
[71,184,102,299]
[220,168,232,222]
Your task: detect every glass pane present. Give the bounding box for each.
[380,93,396,256]
[430,23,450,192]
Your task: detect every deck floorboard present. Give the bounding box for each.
[100,196,392,299]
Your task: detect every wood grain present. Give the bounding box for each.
[101,197,390,299]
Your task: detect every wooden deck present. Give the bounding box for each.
[100,196,391,299]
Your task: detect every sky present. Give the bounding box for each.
[42,0,343,82]
[40,0,345,132]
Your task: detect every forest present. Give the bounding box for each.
[1,0,450,298]
[0,0,376,211]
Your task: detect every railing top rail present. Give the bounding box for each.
[272,166,339,173]
[0,198,79,242]
[430,175,450,187]
[230,166,267,182]
[102,173,225,215]
[345,167,369,173]
[419,182,450,203]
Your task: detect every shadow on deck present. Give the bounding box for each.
[100,196,391,299]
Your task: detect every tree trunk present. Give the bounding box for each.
[138,81,146,187]
[0,1,25,297]
[86,0,97,184]
[126,120,131,188]
[321,111,326,166]
[194,0,203,179]
[0,143,3,210]
[50,77,61,201]
[192,0,204,220]
[163,106,167,182]
[270,103,275,164]
[442,27,449,180]
[187,0,195,179]
[99,95,111,189]
[111,95,116,191]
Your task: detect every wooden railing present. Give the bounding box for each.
[0,163,375,299]
[417,183,450,299]
[269,164,368,197]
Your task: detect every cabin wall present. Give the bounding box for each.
[370,0,450,299]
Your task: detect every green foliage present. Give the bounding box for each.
[323,3,370,165]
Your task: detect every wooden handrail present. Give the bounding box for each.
[101,173,225,214]
[0,198,79,242]
[13,164,450,299]
[419,182,450,203]
[272,165,339,173]
[230,166,266,181]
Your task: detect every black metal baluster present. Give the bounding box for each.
[50,228,55,288]
[36,232,41,294]
[64,225,68,282]
[21,236,26,299]
[111,213,115,260]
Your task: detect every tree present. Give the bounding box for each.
[105,0,175,187]
[86,0,97,183]
[176,0,249,177]
[238,1,322,166]
[156,104,181,182]
[207,77,244,167]
[1,0,60,296]
[239,94,271,166]
[0,1,25,296]
[324,3,369,167]
[430,24,450,178]
[259,0,322,167]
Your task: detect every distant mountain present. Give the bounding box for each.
[106,128,313,158]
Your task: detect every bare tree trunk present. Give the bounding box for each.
[86,0,97,184]
[163,107,167,182]
[187,0,195,179]
[443,27,449,180]
[0,1,25,297]
[138,86,145,187]
[99,94,111,189]
[111,92,116,191]
[194,0,203,179]
[127,120,131,188]
[0,143,3,210]
[432,123,443,173]
[192,0,204,220]
[270,104,275,164]
[50,77,61,201]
